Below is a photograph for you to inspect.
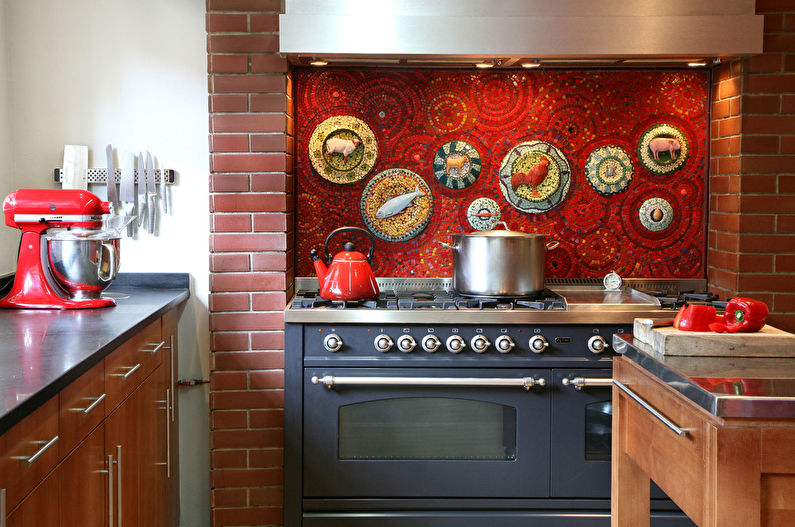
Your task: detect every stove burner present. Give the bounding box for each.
[644,289,725,310]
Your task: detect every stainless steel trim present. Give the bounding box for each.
[562,377,613,390]
[166,389,171,478]
[1,488,6,527]
[169,336,175,422]
[24,435,59,464]
[613,381,690,437]
[116,445,122,527]
[144,341,166,354]
[312,375,546,390]
[79,393,107,415]
[107,454,114,527]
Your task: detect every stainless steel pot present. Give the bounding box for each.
[440,222,558,297]
[44,229,121,300]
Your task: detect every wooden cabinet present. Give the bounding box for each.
[612,356,795,527]
[1,313,179,527]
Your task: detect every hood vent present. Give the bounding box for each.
[279,0,763,68]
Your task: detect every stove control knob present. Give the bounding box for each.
[323,334,343,353]
[528,335,549,354]
[446,335,466,354]
[422,334,442,353]
[374,334,394,353]
[495,335,515,354]
[397,335,417,353]
[470,335,491,353]
[587,335,609,354]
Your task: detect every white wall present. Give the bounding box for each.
[2,1,211,525]
[0,1,16,272]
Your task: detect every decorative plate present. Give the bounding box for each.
[639,197,674,231]
[432,140,482,190]
[308,115,378,184]
[360,169,433,242]
[584,145,633,195]
[497,141,571,214]
[637,123,689,175]
[466,198,501,231]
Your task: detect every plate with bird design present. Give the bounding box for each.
[497,140,571,213]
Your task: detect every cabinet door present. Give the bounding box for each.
[59,423,107,527]
[6,469,59,527]
[106,386,142,527]
[138,364,169,527]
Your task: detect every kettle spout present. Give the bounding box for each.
[310,249,327,286]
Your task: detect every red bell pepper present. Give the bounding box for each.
[723,297,769,333]
[673,304,717,332]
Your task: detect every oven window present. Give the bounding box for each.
[585,401,612,461]
[338,397,517,460]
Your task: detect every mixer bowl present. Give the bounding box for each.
[44,230,121,300]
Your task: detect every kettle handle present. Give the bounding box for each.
[324,226,376,263]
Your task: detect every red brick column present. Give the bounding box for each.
[207,0,293,525]
[708,1,795,331]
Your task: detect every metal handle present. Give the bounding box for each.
[437,240,458,251]
[107,454,114,527]
[562,377,613,390]
[23,435,59,465]
[166,389,171,478]
[546,240,560,250]
[79,393,107,415]
[97,241,116,282]
[311,375,546,390]
[112,363,141,380]
[324,226,376,263]
[169,336,176,422]
[613,380,691,437]
[1,488,6,527]
[116,445,122,527]
[143,341,166,354]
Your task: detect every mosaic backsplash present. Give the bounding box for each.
[295,68,709,279]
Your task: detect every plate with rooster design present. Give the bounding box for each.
[497,140,571,213]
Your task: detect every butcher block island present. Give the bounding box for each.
[0,273,189,527]
[611,334,795,527]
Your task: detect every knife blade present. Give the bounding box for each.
[105,144,118,211]
[160,165,168,214]
[146,151,156,234]
[120,151,136,236]
[137,152,147,228]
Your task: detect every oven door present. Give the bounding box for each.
[303,368,550,498]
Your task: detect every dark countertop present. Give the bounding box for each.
[613,333,795,419]
[0,273,190,435]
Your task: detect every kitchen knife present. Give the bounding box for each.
[146,151,156,234]
[119,151,136,236]
[160,164,168,214]
[105,144,118,210]
[137,152,147,228]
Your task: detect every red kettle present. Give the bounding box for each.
[311,227,380,301]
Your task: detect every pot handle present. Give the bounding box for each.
[438,240,457,250]
[324,226,376,263]
[546,241,560,250]
[97,242,116,282]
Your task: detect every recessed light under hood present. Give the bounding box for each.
[280,0,763,68]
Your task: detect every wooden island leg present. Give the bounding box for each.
[612,386,651,527]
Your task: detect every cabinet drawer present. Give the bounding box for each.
[0,397,59,512]
[615,358,711,525]
[59,360,105,458]
[105,318,164,412]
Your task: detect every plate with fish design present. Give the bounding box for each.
[360,169,434,242]
[497,140,571,214]
[308,115,378,184]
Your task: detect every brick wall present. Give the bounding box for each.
[207,0,293,525]
[708,0,795,331]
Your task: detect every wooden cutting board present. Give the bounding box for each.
[633,319,795,357]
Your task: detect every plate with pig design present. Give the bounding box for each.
[497,140,571,214]
[309,115,378,184]
[360,169,433,242]
[637,123,689,175]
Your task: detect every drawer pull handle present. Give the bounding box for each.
[312,375,546,390]
[143,341,166,354]
[24,435,59,465]
[107,454,114,527]
[73,393,107,415]
[562,377,613,390]
[613,380,691,437]
[1,488,6,527]
[112,363,142,380]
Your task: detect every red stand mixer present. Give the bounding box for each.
[0,189,121,309]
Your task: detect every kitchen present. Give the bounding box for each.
[1,0,794,526]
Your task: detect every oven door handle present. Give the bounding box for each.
[561,377,613,390]
[311,375,546,390]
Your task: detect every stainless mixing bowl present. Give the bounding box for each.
[44,230,121,300]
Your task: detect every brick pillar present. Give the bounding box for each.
[207,0,293,525]
[708,1,795,331]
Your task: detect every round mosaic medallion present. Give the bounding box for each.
[432,140,482,190]
[308,115,378,184]
[360,169,433,242]
[497,141,571,214]
[466,198,501,231]
[639,197,674,232]
[584,145,633,195]
[637,123,689,175]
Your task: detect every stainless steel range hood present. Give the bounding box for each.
[279,0,763,68]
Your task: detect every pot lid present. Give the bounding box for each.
[457,222,545,238]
